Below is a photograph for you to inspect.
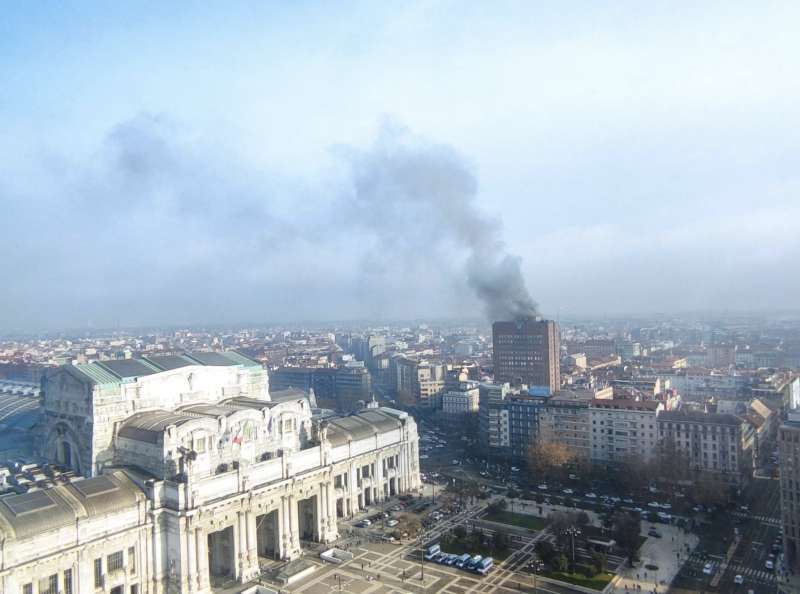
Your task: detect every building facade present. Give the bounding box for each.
[657,410,751,484]
[0,353,420,594]
[492,319,560,394]
[779,411,800,589]
[538,391,592,460]
[441,380,480,416]
[589,399,662,465]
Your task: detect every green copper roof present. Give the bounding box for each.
[74,363,120,385]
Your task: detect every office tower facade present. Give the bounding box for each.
[492,318,561,394]
[779,410,800,588]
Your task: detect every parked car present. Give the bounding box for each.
[702,563,714,575]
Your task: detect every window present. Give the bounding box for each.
[23,584,32,594]
[128,547,136,574]
[108,550,124,572]
[64,569,73,594]
[94,558,103,588]
[39,574,58,594]
[130,585,139,594]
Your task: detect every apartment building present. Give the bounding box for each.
[589,399,663,464]
[657,410,751,484]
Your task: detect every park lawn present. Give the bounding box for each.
[483,510,547,531]
[541,570,615,591]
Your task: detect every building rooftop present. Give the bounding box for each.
[590,399,661,411]
[325,409,404,447]
[658,410,743,426]
[0,471,143,541]
[117,410,203,444]
[68,350,261,385]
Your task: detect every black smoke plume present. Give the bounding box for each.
[339,121,539,321]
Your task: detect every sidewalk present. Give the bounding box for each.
[608,524,697,594]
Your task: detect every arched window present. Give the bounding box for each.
[58,441,72,466]
[243,421,255,442]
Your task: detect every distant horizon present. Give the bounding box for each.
[3,308,800,340]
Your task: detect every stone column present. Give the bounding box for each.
[377,455,385,501]
[289,494,300,557]
[326,480,338,540]
[186,519,197,593]
[196,527,209,592]
[279,496,289,559]
[243,511,259,580]
[237,511,249,581]
[350,464,360,513]
[317,483,327,541]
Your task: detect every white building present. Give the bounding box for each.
[441,380,480,416]
[589,399,663,464]
[0,352,420,594]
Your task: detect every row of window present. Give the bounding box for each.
[22,556,138,594]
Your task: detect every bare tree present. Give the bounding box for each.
[528,440,577,481]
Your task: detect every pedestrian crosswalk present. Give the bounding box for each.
[682,554,776,585]
[732,511,780,526]
[727,563,777,584]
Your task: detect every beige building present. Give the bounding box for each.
[0,353,420,594]
[657,410,751,484]
[538,392,592,459]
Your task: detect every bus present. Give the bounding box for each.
[423,544,440,561]
[465,555,483,570]
[475,557,494,575]
[454,553,471,568]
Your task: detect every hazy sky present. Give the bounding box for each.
[2,2,799,330]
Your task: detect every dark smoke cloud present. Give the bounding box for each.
[337,121,538,321]
[0,114,539,330]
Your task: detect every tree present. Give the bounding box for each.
[528,440,577,481]
[452,525,467,539]
[557,554,569,572]
[549,510,582,533]
[507,488,520,499]
[492,529,510,553]
[611,512,641,561]
[655,436,691,487]
[615,452,651,493]
[535,540,557,565]
[592,551,608,573]
[693,476,730,508]
[487,499,507,514]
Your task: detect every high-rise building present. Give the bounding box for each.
[492,318,561,394]
[334,361,372,411]
[779,411,800,589]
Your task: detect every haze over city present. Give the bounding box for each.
[5,5,800,594]
[3,3,800,331]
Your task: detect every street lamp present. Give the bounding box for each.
[419,534,425,581]
[563,527,581,565]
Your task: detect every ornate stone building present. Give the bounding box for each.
[0,352,420,594]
